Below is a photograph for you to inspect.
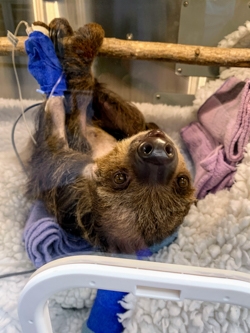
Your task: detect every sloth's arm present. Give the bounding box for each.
[49,19,104,89]
[48,19,147,139]
[92,82,147,138]
[27,97,94,236]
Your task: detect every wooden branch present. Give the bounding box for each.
[0,36,27,56]
[1,36,250,68]
[100,38,250,68]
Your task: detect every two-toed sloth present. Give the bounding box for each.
[26,18,195,253]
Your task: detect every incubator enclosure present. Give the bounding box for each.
[1,1,250,333]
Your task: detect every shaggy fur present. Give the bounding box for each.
[26,18,195,253]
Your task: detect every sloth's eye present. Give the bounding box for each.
[112,171,130,190]
[114,172,127,184]
[177,175,189,188]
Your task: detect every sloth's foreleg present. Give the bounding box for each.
[45,96,68,146]
[27,96,94,236]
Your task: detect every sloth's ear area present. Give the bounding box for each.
[75,184,103,246]
[52,172,95,239]
[76,204,95,239]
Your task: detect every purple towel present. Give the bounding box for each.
[198,77,250,162]
[23,201,96,268]
[181,77,250,199]
[181,122,236,199]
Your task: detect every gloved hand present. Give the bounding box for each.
[25,22,67,97]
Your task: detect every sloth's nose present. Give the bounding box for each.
[137,130,176,165]
[134,130,178,184]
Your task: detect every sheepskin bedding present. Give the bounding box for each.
[0,99,96,333]
[2,21,250,333]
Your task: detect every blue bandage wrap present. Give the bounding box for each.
[25,31,67,96]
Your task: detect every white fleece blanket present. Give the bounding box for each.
[2,21,250,333]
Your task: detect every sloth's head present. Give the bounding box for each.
[79,129,195,253]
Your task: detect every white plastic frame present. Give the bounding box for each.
[18,255,250,333]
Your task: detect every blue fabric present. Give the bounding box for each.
[87,290,127,333]
[25,31,67,96]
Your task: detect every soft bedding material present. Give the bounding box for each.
[24,200,96,268]
[2,21,250,333]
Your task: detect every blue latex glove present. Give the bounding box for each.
[25,27,67,96]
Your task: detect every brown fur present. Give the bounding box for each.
[26,18,195,253]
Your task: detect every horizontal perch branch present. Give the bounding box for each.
[1,36,250,67]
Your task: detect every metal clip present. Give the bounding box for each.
[7,30,19,47]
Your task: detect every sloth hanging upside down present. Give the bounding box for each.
[25,18,196,254]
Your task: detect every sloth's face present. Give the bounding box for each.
[82,129,195,253]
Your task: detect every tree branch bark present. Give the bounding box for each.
[1,36,250,68]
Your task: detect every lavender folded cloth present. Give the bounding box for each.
[181,122,237,199]
[198,77,250,162]
[23,200,96,268]
[24,201,179,268]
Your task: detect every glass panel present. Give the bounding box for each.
[176,0,250,77]
[1,1,250,333]
[0,0,35,99]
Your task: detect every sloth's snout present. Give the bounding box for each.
[133,130,178,184]
[137,130,176,165]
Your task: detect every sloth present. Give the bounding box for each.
[26,18,195,254]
